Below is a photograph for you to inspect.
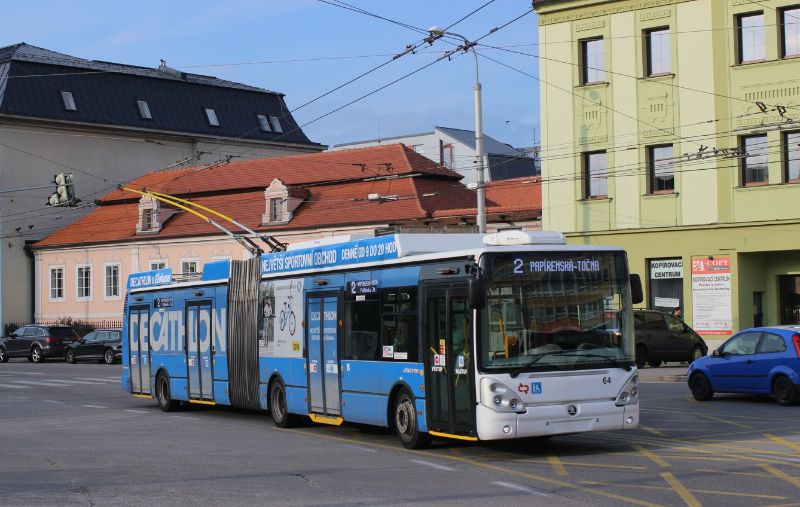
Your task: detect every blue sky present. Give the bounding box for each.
[1,0,540,149]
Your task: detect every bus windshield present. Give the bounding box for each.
[479,251,635,373]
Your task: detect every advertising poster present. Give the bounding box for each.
[258,278,304,357]
[691,256,732,336]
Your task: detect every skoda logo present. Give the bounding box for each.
[566,404,578,416]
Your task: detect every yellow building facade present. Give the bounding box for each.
[534,0,800,349]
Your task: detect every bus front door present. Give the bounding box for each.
[424,286,477,439]
[128,306,151,394]
[186,301,215,401]
[307,294,341,418]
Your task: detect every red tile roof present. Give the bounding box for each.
[33,148,540,249]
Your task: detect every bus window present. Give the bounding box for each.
[344,299,380,360]
[380,288,418,361]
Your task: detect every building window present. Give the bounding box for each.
[645,28,671,75]
[149,260,167,270]
[648,258,684,314]
[136,99,152,120]
[257,114,272,132]
[741,135,768,186]
[737,12,765,63]
[105,264,120,298]
[584,151,608,198]
[441,143,455,169]
[49,267,64,300]
[181,260,198,274]
[61,91,77,111]
[142,209,154,231]
[77,266,91,300]
[786,131,800,182]
[581,38,604,84]
[783,7,800,57]
[269,198,282,221]
[205,108,220,126]
[269,116,283,133]
[649,144,675,193]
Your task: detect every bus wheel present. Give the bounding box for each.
[394,389,430,449]
[156,372,179,412]
[270,379,298,428]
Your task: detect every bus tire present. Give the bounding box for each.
[393,388,430,450]
[270,379,298,428]
[156,372,179,412]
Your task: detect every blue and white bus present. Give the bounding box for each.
[122,230,643,448]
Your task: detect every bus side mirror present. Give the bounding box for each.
[468,275,486,310]
[629,274,643,305]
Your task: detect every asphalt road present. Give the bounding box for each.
[1,361,799,506]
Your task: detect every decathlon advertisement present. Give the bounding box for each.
[259,278,304,357]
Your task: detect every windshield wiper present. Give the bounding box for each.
[509,350,575,378]
[509,351,632,378]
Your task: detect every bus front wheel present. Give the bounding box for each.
[394,389,430,450]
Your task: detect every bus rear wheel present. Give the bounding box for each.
[156,372,179,412]
[270,379,299,428]
[394,389,430,449]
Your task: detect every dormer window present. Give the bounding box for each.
[257,114,272,132]
[137,99,152,119]
[269,116,283,133]
[205,108,219,127]
[61,91,77,111]
[136,195,161,234]
[262,178,307,225]
[270,198,282,221]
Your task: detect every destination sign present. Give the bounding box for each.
[511,257,602,275]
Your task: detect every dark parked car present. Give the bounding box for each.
[0,325,80,363]
[634,309,707,368]
[688,326,800,406]
[66,329,122,365]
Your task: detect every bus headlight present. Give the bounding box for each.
[481,378,526,414]
[615,373,639,406]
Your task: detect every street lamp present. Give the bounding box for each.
[427,26,488,233]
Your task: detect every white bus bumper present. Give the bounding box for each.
[476,401,639,441]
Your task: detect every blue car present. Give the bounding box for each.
[687,326,800,406]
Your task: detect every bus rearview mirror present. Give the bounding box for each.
[629,274,643,305]
[468,275,486,310]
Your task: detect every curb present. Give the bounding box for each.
[642,375,685,383]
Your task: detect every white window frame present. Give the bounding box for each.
[49,265,65,302]
[180,258,199,275]
[149,259,168,270]
[137,99,152,120]
[104,262,121,300]
[205,107,220,127]
[76,264,93,302]
[61,91,77,111]
[269,116,283,133]
[257,114,272,132]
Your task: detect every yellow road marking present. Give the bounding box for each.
[760,464,800,489]
[663,470,746,504]
[694,468,772,478]
[286,428,663,507]
[695,413,751,429]
[428,430,478,441]
[760,503,800,507]
[582,480,787,501]
[547,455,567,476]
[518,459,647,471]
[765,434,800,453]
[639,424,666,437]
[696,441,800,457]
[633,444,670,467]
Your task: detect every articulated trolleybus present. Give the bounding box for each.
[122,230,643,448]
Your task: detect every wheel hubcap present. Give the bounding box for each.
[33,349,40,361]
[273,388,285,419]
[396,399,413,436]
[159,379,168,404]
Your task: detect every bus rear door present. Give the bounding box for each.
[186,300,215,402]
[423,284,477,440]
[128,305,151,395]
[307,293,342,421]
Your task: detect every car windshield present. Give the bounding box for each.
[49,328,79,339]
[479,251,635,372]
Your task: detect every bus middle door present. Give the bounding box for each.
[423,284,477,439]
[186,300,215,402]
[307,293,342,420]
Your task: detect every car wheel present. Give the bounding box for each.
[270,379,298,428]
[103,349,115,365]
[156,372,179,412]
[647,360,662,368]
[0,347,7,363]
[31,346,43,363]
[635,346,647,369]
[690,373,714,401]
[65,349,76,364]
[772,375,799,407]
[690,346,704,363]
[394,388,430,449]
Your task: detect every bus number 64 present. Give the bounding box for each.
[602,376,612,384]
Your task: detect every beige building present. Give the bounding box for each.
[534,0,800,349]
[0,43,322,330]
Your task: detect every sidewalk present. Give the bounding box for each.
[637,363,687,382]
